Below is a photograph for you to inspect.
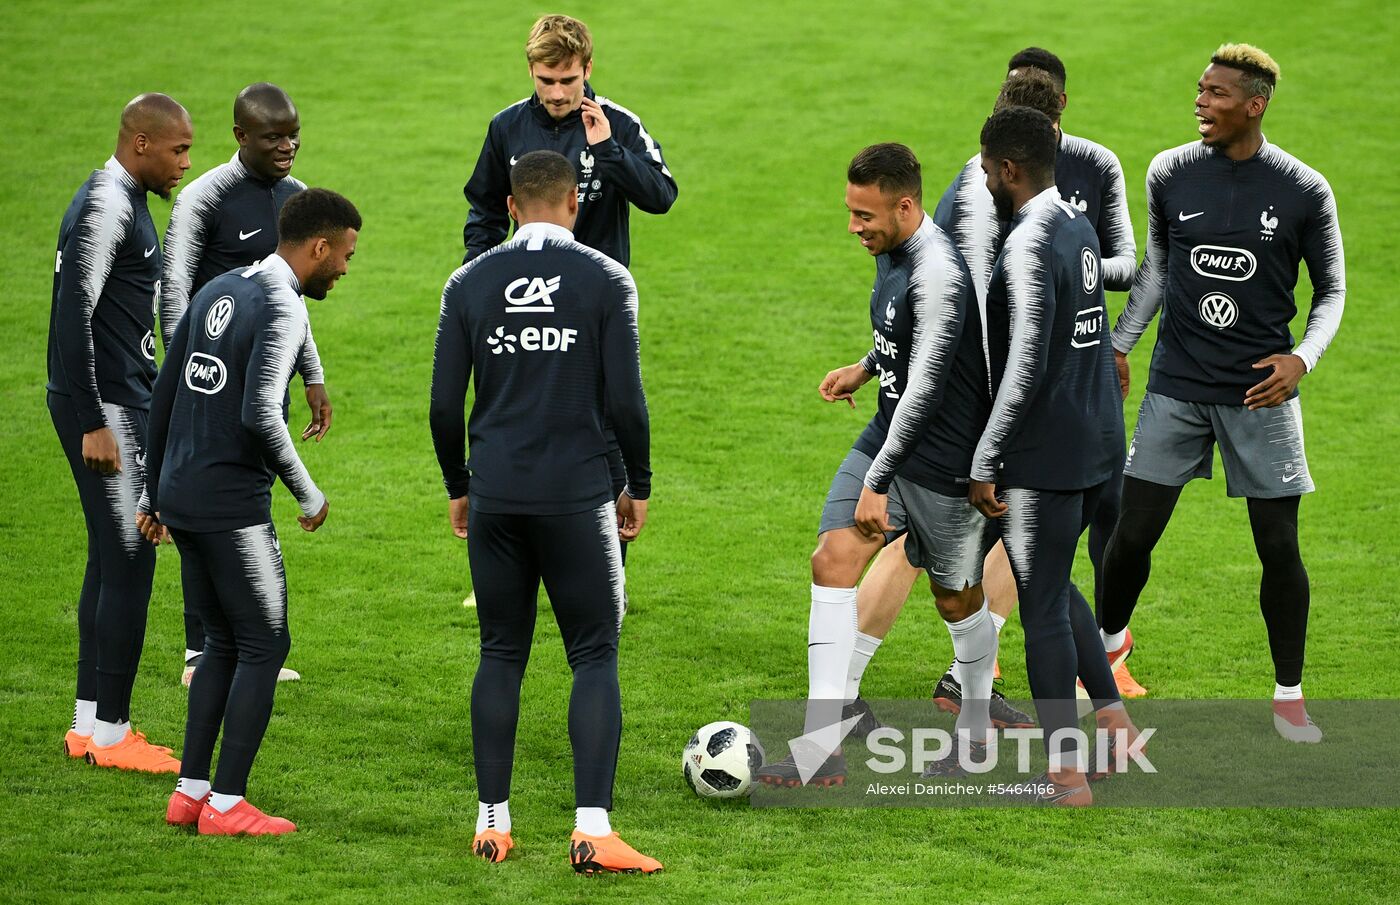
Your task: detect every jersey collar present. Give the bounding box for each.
[258,252,302,294]
[891,213,934,258]
[513,221,575,247]
[104,156,140,194]
[1014,186,1061,221]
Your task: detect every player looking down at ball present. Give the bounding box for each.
[432,150,657,874]
[754,143,995,788]
[139,188,358,835]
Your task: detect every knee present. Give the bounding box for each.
[240,630,290,667]
[811,535,863,587]
[1253,522,1301,571]
[934,584,983,622]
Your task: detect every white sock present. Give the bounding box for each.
[476,800,511,833]
[575,806,611,836]
[947,614,1000,686]
[176,777,211,800]
[844,631,883,701]
[946,603,997,741]
[92,719,129,747]
[1101,627,1127,653]
[1274,683,1303,701]
[803,585,858,741]
[185,649,202,664]
[209,792,244,813]
[72,699,96,736]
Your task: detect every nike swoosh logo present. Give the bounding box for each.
[1178,211,1205,221]
[239,228,263,241]
[1282,472,1302,483]
[143,245,157,257]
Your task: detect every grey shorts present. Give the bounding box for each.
[818,447,990,590]
[1124,392,1314,498]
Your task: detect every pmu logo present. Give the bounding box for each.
[504,276,560,313]
[1071,306,1104,348]
[184,352,227,394]
[1190,245,1257,282]
[141,331,156,361]
[1080,247,1098,293]
[205,296,235,339]
[1198,292,1238,329]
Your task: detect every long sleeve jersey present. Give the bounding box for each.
[46,157,160,431]
[143,254,324,532]
[852,215,988,496]
[161,151,322,383]
[462,84,676,267]
[430,221,650,514]
[1111,139,1345,404]
[932,133,1136,297]
[973,188,1125,491]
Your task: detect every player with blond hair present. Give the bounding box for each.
[1105,44,1345,742]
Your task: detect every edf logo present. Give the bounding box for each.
[504,276,561,313]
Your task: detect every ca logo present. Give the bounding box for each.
[205,296,235,339]
[1198,292,1238,329]
[504,276,561,313]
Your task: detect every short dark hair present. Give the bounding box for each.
[509,150,576,207]
[995,68,1064,122]
[981,106,1057,181]
[1008,47,1067,90]
[278,188,362,245]
[847,143,921,202]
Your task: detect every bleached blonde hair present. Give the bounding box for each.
[1211,43,1280,99]
[526,15,593,68]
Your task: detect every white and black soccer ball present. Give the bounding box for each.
[682,721,765,799]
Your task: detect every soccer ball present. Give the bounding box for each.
[681,721,765,798]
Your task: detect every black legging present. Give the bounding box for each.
[1086,471,1122,615]
[1100,477,1309,685]
[173,523,291,796]
[48,392,156,724]
[468,504,625,810]
[998,483,1120,766]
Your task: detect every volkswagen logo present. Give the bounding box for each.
[205,296,235,340]
[1081,247,1098,293]
[1198,292,1238,329]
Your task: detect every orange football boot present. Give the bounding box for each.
[198,799,296,836]
[166,791,208,826]
[472,829,514,863]
[84,729,180,773]
[569,830,663,875]
[64,730,91,758]
[1105,629,1147,698]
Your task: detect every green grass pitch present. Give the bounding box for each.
[2,0,1398,901]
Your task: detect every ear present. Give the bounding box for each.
[898,195,917,218]
[233,124,248,146]
[1247,95,1269,119]
[583,59,593,81]
[1000,157,1018,187]
[309,236,330,262]
[1059,91,1068,112]
[133,132,149,156]
[506,194,520,223]
[566,189,579,218]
